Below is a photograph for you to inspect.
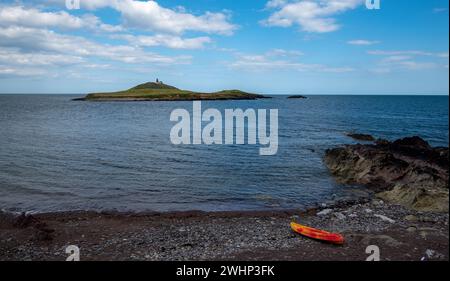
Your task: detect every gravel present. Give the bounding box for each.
[1,199,448,261]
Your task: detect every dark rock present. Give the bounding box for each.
[287,95,307,99]
[346,133,375,141]
[375,138,390,146]
[324,136,449,212]
[392,136,431,150]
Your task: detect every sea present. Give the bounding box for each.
[0,95,448,213]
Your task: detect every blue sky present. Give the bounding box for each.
[0,0,448,94]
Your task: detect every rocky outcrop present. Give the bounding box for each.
[346,133,375,141]
[324,136,449,212]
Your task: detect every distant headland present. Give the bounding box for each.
[73,79,268,101]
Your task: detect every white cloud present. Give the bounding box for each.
[392,61,437,70]
[382,55,412,62]
[368,49,448,72]
[115,0,236,35]
[81,14,124,32]
[0,6,83,29]
[0,65,47,76]
[0,5,122,32]
[0,47,84,66]
[0,26,191,70]
[44,0,237,35]
[368,50,449,59]
[81,63,112,69]
[433,8,448,13]
[266,48,304,57]
[81,0,118,10]
[113,34,212,49]
[0,3,213,77]
[265,0,287,9]
[230,50,354,73]
[347,39,380,45]
[262,0,364,33]
[43,0,117,10]
[0,46,88,78]
[368,50,436,56]
[0,4,219,51]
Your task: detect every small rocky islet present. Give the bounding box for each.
[287,95,307,99]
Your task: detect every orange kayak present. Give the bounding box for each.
[290,222,345,245]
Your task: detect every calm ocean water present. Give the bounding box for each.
[0,95,448,213]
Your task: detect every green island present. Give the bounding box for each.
[74,79,268,101]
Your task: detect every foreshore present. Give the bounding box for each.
[1,136,449,261]
[1,198,448,261]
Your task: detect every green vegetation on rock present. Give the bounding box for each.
[75,81,267,101]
